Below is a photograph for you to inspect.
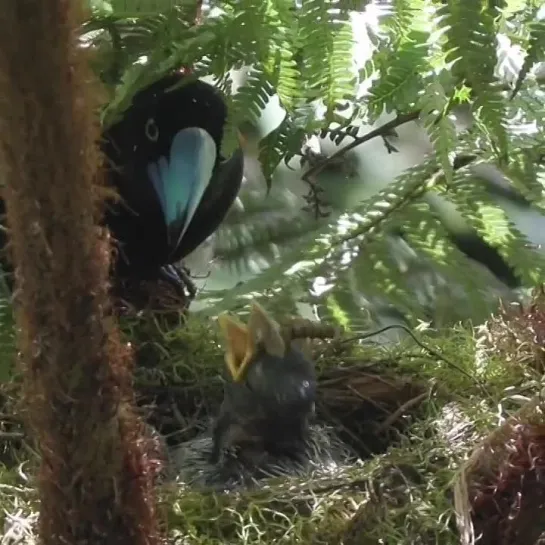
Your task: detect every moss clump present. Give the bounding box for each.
[476,286,545,373]
[452,287,545,545]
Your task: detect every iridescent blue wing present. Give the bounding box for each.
[171,147,244,261]
[147,127,217,253]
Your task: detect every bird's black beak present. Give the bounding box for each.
[216,146,244,189]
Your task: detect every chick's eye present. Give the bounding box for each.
[145,118,159,142]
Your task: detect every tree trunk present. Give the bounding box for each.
[0,2,161,545]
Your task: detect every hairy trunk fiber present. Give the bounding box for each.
[0,2,161,545]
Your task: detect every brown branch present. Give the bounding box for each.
[0,3,161,545]
[301,111,421,183]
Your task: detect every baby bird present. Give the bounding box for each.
[169,302,353,491]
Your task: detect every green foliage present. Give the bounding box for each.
[417,79,457,182]
[366,0,431,118]
[512,10,545,97]
[79,0,545,331]
[6,2,545,542]
[445,166,545,285]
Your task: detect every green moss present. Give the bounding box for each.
[1,302,544,544]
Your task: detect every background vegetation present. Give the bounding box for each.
[83,0,545,334]
[2,1,545,544]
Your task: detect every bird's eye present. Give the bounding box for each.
[145,118,159,142]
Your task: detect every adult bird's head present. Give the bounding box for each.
[211,302,317,467]
[102,72,244,274]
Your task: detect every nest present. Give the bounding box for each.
[135,329,429,462]
[111,274,193,317]
[5,300,545,545]
[316,362,428,457]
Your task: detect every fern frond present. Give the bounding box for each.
[97,10,223,127]
[512,16,545,97]
[298,0,356,116]
[364,0,433,119]
[474,89,510,161]
[215,187,324,273]
[382,0,434,38]
[224,68,277,156]
[81,0,545,328]
[418,80,458,183]
[257,117,308,182]
[321,124,361,147]
[440,1,497,89]
[439,0,509,158]
[367,33,431,118]
[401,202,500,315]
[338,158,443,244]
[445,167,545,286]
[501,150,545,209]
[198,222,333,316]
[506,89,545,145]
[263,0,301,112]
[343,240,424,322]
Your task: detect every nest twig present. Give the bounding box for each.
[112,276,192,316]
[279,317,343,343]
[316,362,428,456]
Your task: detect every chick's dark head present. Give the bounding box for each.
[211,302,317,466]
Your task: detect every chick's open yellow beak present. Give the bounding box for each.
[218,313,256,382]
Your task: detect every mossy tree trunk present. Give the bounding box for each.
[0,3,161,545]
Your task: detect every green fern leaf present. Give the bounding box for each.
[298,0,355,115]
[418,80,458,183]
[367,33,430,118]
[512,17,545,98]
[446,168,545,286]
[257,117,308,183]
[338,158,443,244]
[439,0,509,158]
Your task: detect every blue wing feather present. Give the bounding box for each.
[147,127,217,250]
[147,157,168,213]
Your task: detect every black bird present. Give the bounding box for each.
[169,302,353,491]
[102,72,244,291]
[0,72,244,295]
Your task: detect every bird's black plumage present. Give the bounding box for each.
[102,72,244,286]
[0,72,244,294]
